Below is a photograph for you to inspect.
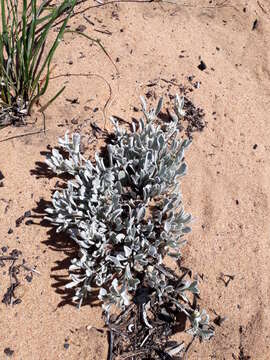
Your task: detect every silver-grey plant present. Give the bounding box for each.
[45,95,214,341]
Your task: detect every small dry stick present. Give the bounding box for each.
[257,1,268,14]
[0,112,46,143]
[183,336,196,360]
[108,330,114,360]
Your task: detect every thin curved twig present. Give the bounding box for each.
[64,30,119,75]
[49,72,113,128]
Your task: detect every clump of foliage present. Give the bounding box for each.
[0,0,76,127]
[45,95,214,342]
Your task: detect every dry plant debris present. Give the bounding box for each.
[0,248,38,306]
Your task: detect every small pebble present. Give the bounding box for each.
[76,24,86,32]
[71,118,78,125]
[24,210,31,217]
[8,228,13,234]
[198,60,207,71]
[16,215,24,227]
[253,144,258,150]
[25,220,34,226]
[252,19,258,31]
[25,274,33,283]
[4,348,14,357]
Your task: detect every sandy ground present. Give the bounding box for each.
[0,0,270,359]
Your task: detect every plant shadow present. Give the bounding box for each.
[30,159,100,308]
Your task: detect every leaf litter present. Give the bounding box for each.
[0,248,39,306]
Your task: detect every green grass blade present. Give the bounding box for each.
[38,85,65,113]
[0,0,77,115]
[28,1,74,86]
[30,0,77,98]
[1,0,10,55]
[27,0,38,63]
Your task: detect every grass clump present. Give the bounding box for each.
[0,0,76,127]
[45,95,214,354]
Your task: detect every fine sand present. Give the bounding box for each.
[0,0,270,359]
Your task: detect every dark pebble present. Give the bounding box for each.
[236,200,239,205]
[198,60,207,71]
[252,19,258,30]
[76,24,86,32]
[239,326,243,334]
[26,274,33,283]
[8,228,13,234]
[71,118,78,125]
[133,107,139,112]
[145,91,152,99]
[25,220,34,226]
[253,144,258,149]
[4,348,14,357]
[93,107,99,113]
[10,249,21,257]
[64,343,69,350]
[16,215,24,227]
[0,170,4,180]
[24,211,31,217]
[2,246,8,253]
